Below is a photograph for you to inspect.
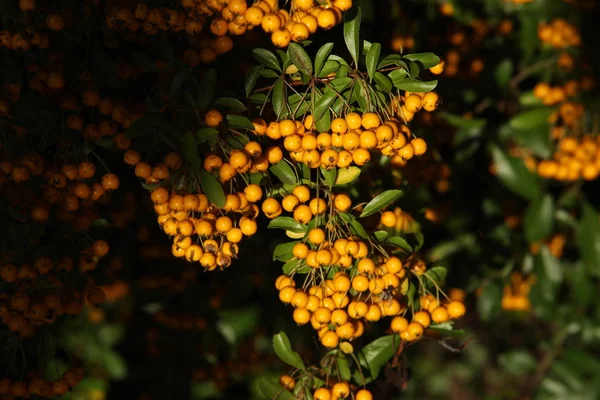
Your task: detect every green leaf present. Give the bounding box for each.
[183,131,201,171]
[320,167,337,188]
[199,170,226,208]
[198,69,217,110]
[226,115,255,130]
[338,213,369,239]
[524,194,554,243]
[403,52,440,69]
[366,43,381,80]
[388,68,408,85]
[273,241,299,262]
[337,354,352,381]
[494,58,514,89]
[318,60,340,78]
[395,79,438,92]
[258,376,294,400]
[508,107,553,131]
[314,43,334,77]
[490,145,541,200]
[358,335,400,379]
[571,263,593,307]
[288,43,313,76]
[540,246,563,284]
[315,110,331,132]
[378,54,406,69]
[252,48,281,72]
[335,167,361,186]
[498,351,537,375]
[579,200,600,277]
[268,217,307,234]
[273,332,305,370]
[330,77,353,92]
[216,307,260,345]
[374,231,389,241]
[197,127,219,143]
[103,351,127,380]
[387,236,412,253]
[270,163,297,184]
[215,97,246,111]
[360,190,403,218]
[272,78,286,118]
[424,266,447,289]
[98,324,125,347]
[343,6,362,66]
[374,72,393,93]
[245,65,263,98]
[314,88,337,121]
[169,69,190,101]
[477,282,502,322]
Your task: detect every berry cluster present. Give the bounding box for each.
[537,18,581,48]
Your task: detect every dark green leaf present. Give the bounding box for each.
[374,72,393,93]
[366,43,381,80]
[424,266,447,289]
[198,69,217,110]
[540,246,563,284]
[315,110,331,132]
[408,62,420,78]
[261,69,280,78]
[571,263,593,307]
[498,351,537,375]
[272,78,286,118]
[245,65,263,98]
[252,48,281,72]
[387,236,412,253]
[273,241,300,262]
[288,43,313,76]
[388,69,408,85]
[524,194,554,243]
[318,60,340,78]
[314,43,334,77]
[168,69,189,101]
[395,79,438,92]
[343,6,362,66]
[494,58,514,89]
[320,167,337,188]
[199,170,226,208]
[314,88,338,121]
[270,163,297,184]
[378,54,406,69]
[98,324,126,347]
[490,145,541,200]
[374,231,389,241]
[360,190,403,218]
[579,200,600,277]
[258,376,294,400]
[268,217,307,234]
[273,332,305,370]
[226,115,255,130]
[103,351,127,380]
[508,107,553,131]
[183,131,201,171]
[337,354,352,381]
[197,127,219,143]
[358,335,400,379]
[403,52,441,69]
[215,97,246,111]
[477,282,502,321]
[330,77,354,92]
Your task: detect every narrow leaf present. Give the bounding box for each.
[314,43,334,77]
[288,43,313,76]
[360,190,403,218]
[343,7,362,66]
[199,170,226,208]
[273,332,305,370]
[366,43,381,80]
